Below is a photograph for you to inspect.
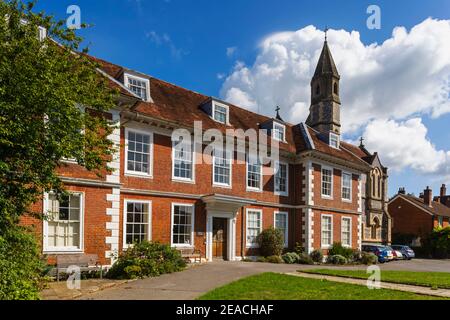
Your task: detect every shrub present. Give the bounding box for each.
[327,254,347,265]
[310,250,323,263]
[422,227,450,259]
[242,258,254,262]
[256,256,267,263]
[297,253,314,265]
[256,227,285,257]
[294,242,305,255]
[266,255,283,264]
[349,249,361,263]
[282,252,300,264]
[328,242,354,260]
[0,227,45,300]
[106,241,186,279]
[360,252,378,265]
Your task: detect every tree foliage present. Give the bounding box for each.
[0,0,118,231]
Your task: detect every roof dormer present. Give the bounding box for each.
[123,73,151,102]
[201,98,230,125]
[260,119,286,143]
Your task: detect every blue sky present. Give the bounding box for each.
[35,0,450,197]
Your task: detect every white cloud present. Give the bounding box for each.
[220,19,450,133]
[361,118,450,180]
[146,31,188,60]
[226,46,237,58]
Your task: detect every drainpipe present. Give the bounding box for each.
[241,207,245,260]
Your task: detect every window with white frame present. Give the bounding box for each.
[329,132,340,149]
[321,215,333,248]
[45,193,82,251]
[247,155,262,191]
[213,148,231,186]
[213,102,228,124]
[126,129,152,175]
[125,74,149,101]
[321,167,333,198]
[172,204,194,246]
[275,162,288,195]
[342,172,352,201]
[273,123,285,142]
[172,137,194,181]
[341,217,351,247]
[274,212,288,247]
[125,201,151,246]
[246,210,262,247]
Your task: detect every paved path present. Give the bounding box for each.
[289,272,450,298]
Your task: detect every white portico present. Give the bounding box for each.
[202,194,255,262]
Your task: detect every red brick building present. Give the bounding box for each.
[24,40,388,265]
[389,186,450,245]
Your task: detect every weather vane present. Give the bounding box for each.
[359,136,365,147]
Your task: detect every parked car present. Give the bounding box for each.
[391,245,415,260]
[387,246,403,260]
[362,245,394,263]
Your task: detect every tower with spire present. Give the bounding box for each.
[306,32,341,135]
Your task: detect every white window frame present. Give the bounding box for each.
[43,192,84,253]
[274,211,289,248]
[212,148,232,188]
[212,101,229,125]
[123,200,152,249]
[246,209,263,248]
[274,161,289,196]
[341,217,352,248]
[124,73,150,102]
[321,166,334,199]
[272,123,286,142]
[329,132,340,149]
[171,137,195,183]
[438,216,444,227]
[124,127,153,178]
[171,203,195,248]
[341,171,352,202]
[321,214,333,249]
[246,155,262,192]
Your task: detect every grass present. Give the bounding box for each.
[198,272,447,300]
[302,269,450,289]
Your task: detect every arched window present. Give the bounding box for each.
[333,82,338,95]
[371,217,380,239]
[371,168,381,199]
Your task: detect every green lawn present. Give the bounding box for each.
[198,273,446,300]
[303,269,450,289]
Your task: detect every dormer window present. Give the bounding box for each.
[329,132,340,149]
[124,74,150,102]
[273,123,286,142]
[212,101,229,124]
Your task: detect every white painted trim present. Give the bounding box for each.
[43,192,85,253]
[341,171,352,202]
[245,208,263,248]
[272,122,286,143]
[123,73,151,102]
[171,138,195,184]
[274,211,289,248]
[274,161,289,197]
[212,100,230,125]
[329,132,340,149]
[246,157,262,192]
[321,165,334,200]
[124,127,154,178]
[206,212,237,262]
[170,203,195,248]
[321,214,333,249]
[341,216,352,248]
[212,149,232,188]
[122,199,152,249]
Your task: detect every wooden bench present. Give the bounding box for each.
[178,248,202,264]
[54,254,104,281]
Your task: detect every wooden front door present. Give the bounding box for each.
[212,218,227,259]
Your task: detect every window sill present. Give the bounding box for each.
[125,172,153,179]
[43,249,84,254]
[321,195,334,200]
[342,199,352,203]
[274,191,289,197]
[246,187,262,193]
[213,183,232,189]
[172,178,196,184]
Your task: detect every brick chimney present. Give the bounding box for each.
[441,184,447,198]
[398,187,406,195]
[423,186,432,207]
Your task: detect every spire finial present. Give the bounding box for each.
[359,136,365,148]
[275,106,283,121]
[324,26,329,42]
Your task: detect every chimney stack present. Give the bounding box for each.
[398,187,406,195]
[424,186,432,207]
[441,184,447,198]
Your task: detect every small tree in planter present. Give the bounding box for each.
[256,227,285,257]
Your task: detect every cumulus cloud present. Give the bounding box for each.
[361,118,450,180]
[220,19,450,133]
[226,46,237,58]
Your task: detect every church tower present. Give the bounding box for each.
[306,37,341,135]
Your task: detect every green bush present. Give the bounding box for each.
[360,252,378,265]
[256,256,267,263]
[328,242,354,260]
[282,252,300,264]
[297,253,314,265]
[106,241,186,279]
[294,242,305,255]
[310,250,323,263]
[266,255,283,264]
[257,227,285,257]
[0,227,45,300]
[422,227,450,259]
[327,254,348,265]
[349,249,361,263]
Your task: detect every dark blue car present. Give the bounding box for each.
[362,245,393,263]
[391,245,415,260]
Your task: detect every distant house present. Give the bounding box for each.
[434,184,450,208]
[388,186,450,245]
